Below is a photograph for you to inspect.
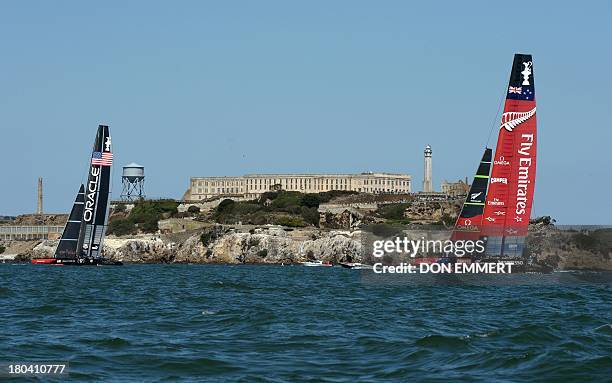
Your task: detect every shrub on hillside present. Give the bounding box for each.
[107,218,137,236]
[131,200,178,221]
[107,199,179,234]
[213,199,262,224]
[211,192,336,227]
[200,227,222,247]
[573,232,605,254]
[300,206,320,226]
[368,223,404,238]
[269,191,303,210]
[139,217,159,233]
[217,199,235,213]
[441,213,455,227]
[376,203,410,220]
[301,194,321,208]
[318,190,358,203]
[275,215,307,228]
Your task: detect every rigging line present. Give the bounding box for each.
[80,131,94,189]
[485,89,506,148]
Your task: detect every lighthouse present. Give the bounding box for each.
[423,145,433,192]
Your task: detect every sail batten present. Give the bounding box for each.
[451,148,493,242]
[54,184,85,259]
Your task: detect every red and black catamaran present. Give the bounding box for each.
[32,125,121,266]
[452,53,537,262]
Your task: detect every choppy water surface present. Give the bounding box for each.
[1,265,611,382]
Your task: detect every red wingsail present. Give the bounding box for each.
[482,54,537,257]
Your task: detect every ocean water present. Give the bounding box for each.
[1,265,611,382]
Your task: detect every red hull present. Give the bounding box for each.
[31,258,58,264]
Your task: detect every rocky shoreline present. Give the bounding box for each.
[4,225,363,265]
[2,224,611,271]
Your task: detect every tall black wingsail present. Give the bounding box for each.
[54,184,85,259]
[77,125,113,258]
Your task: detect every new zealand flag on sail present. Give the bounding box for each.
[506,54,535,101]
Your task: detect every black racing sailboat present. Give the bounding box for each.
[32,125,122,265]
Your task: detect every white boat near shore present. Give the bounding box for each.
[301,260,333,267]
[340,262,373,270]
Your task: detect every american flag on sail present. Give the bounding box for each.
[91,151,113,166]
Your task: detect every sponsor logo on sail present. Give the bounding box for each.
[83,166,100,223]
[470,191,482,201]
[521,61,532,85]
[515,133,534,216]
[494,156,510,166]
[457,218,480,232]
[487,198,504,207]
[491,177,508,184]
[105,136,112,151]
[500,107,536,132]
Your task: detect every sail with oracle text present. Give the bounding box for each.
[77,125,113,259]
[450,148,492,243]
[481,54,537,257]
[31,124,121,265]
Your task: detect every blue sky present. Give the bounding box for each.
[1,1,610,223]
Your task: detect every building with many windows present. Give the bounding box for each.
[0,225,63,240]
[184,172,411,201]
[440,178,470,198]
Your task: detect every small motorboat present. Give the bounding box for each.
[301,260,333,267]
[339,262,373,270]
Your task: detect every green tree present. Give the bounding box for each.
[300,206,320,226]
[107,218,136,236]
[275,215,306,227]
[301,194,321,208]
[217,199,235,213]
[376,203,410,220]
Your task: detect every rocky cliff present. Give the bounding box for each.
[23,226,364,265]
[526,225,612,271]
[8,224,612,271]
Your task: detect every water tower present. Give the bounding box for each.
[121,163,145,201]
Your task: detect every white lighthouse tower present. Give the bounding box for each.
[423,145,433,192]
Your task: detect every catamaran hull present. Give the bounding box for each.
[31,258,123,266]
[31,258,59,264]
